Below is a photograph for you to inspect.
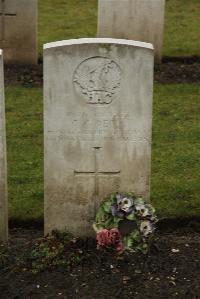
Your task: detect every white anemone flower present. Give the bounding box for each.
[135,203,149,216]
[140,220,154,237]
[117,195,133,213]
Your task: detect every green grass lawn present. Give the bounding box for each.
[38,0,200,58]
[151,84,200,217]
[163,0,200,57]
[5,87,43,221]
[5,84,200,221]
[4,0,200,222]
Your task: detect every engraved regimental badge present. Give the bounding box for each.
[73,57,121,104]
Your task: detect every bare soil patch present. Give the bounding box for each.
[1,222,200,299]
[4,56,200,87]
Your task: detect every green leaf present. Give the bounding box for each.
[102,201,112,213]
[110,193,117,202]
[126,213,136,221]
[126,236,134,248]
[113,217,121,225]
[104,217,116,229]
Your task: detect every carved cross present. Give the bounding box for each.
[74,147,120,209]
[0,0,17,41]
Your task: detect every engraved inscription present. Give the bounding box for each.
[73,56,121,104]
[47,112,151,143]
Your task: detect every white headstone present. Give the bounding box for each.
[97,0,165,63]
[0,49,8,242]
[44,38,154,236]
[0,0,37,64]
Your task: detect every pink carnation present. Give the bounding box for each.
[110,228,124,253]
[96,229,111,249]
[96,228,124,253]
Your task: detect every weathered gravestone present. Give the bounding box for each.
[44,38,154,236]
[97,0,165,63]
[0,0,37,64]
[0,49,8,242]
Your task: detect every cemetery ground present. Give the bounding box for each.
[1,66,199,299]
[1,0,200,298]
[1,225,200,298]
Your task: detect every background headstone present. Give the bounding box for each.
[0,49,8,242]
[97,0,165,63]
[44,38,153,236]
[0,0,37,64]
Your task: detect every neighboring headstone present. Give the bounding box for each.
[97,0,165,63]
[0,0,37,64]
[0,49,8,242]
[44,38,154,236]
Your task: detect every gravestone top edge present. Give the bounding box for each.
[43,38,154,51]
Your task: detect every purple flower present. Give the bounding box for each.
[111,204,125,218]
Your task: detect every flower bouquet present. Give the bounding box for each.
[93,192,157,254]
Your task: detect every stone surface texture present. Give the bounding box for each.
[97,0,165,63]
[0,49,8,241]
[0,0,37,64]
[44,38,154,236]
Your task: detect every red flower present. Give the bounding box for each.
[96,229,112,249]
[96,228,124,253]
[110,228,124,253]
